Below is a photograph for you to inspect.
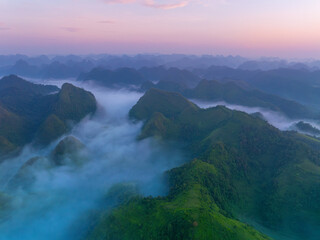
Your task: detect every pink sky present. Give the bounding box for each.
[1,0,320,58]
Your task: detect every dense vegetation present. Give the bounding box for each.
[88,89,320,240]
[194,67,320,108]
[78,67,147,88]
[143,80,317,119]
[79,65,320,119]
[2,67,320,239]
[294,121,320,136]
[0,75,96,155]
[186,80,317,119]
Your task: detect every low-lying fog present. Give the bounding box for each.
[1,78,320,240]
[0,80,186,240]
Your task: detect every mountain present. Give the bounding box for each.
[0,74,58,95]
[79,67,200,90]
[78,67,146,88]
[0,59,94,79]
[130,89,197,122]
[238,60,288,71]
[185,80,317,119]
[0,75,96,155]
[3,60,39,77]
[142,79,189,94]
[193,66,320,109]
[238,60,312,71]
[293,121,320,136]
[51,136,87,166]
[40,61,94,79]
[163,54,247,69]
[87,89,320,240]
[138,66,169,82]
[139,67,200,88]
[246,69,320,108]
[142,79,317,120]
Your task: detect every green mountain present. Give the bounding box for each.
[78,67,147,88]
[194,67,320,109]
[294,121,320,136]
[0,74,58,95]
[0,75,59,120]
[186,80,317,119]
[140,79,189,93]
[142,79,317,119]
[88,89,320,240]
[139,67,200,88]
[0,75,96,155]
[51,136,87,166]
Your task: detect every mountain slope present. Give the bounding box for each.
[142,79,317,119]
[0,75,96,154]
[194,66,320,108]
[78,67,146,88]
[186,80,317,119]
[89,89,320,240]
[87,160,271,240]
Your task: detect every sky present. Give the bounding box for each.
[0,0,320,58]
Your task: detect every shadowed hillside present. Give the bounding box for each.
[0,75,96,155]
[142,79,318,120]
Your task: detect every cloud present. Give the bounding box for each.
[102,0,136,3]
[60,27,80,33]
[98,20,116,24]
[143,0,188,9]
[101,0,199,10]
[0,80,186,239]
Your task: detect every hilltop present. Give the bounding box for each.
[88,89,320,240]
[0,75,96,155]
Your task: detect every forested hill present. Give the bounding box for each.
[87,88,320,240]
[0,75,96,155]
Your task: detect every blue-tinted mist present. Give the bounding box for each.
[0,81,186,240]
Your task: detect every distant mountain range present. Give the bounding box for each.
[1,54,320,80]
[1,72,320,239]
[2,53,320,111]
[194,66,320,108]
[137,77,317,120]
[78,66,201,89]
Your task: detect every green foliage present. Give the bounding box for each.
[52,83,97,122]
[129,88,197,121]
[0,192,11,220]
[87,159,271,240]
[187,80,316,119]
[0,104,28,154]
[0,76,97,154]
[142,78,318,119]
[52,136,84,156]
[138,112,177,140]
[105,183,140,206]
[37,114,67,145]
[295,121,320,135]
[197,66,320,109]
[51,136,86,166]
[0,75,59,96]
[94,88,320,240]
